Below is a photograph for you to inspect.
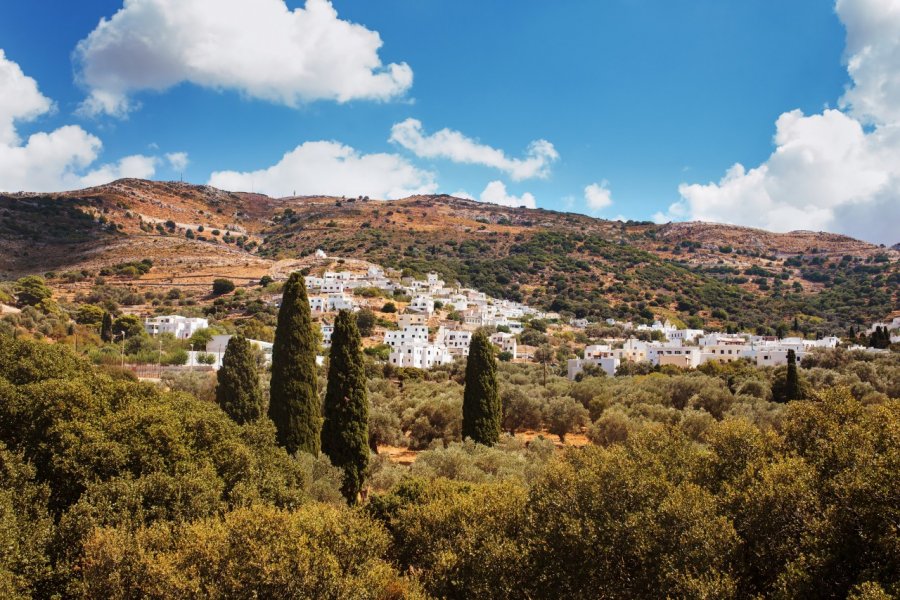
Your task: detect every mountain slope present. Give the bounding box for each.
[1,179,896,334]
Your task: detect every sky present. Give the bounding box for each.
[0,0,898,244]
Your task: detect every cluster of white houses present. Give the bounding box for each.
[141,262,897,376]
[567,320,847,379]
[301,265,535,367]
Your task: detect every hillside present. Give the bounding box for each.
[1,179,897,334]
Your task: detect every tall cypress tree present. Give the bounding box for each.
[785,349,801,401]
[269,272,320,455]
[462,331,501,445]
[321,310,369,504]
[216,335,262,425]
[100,312,113,343]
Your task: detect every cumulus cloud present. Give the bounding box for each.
[80,155,158,187]
[0,49,54,145]
[0,50,157,192]
[389,118,559,180]
[75,0,413,117]
[656,0,900,244]
[165,151,189,171]
[584,181,613,211]
[450,189,475,200]
[477,180,537,208]
[838,0,900,125]
[208,140,436,198]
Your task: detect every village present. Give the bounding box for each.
[139,251,900,379]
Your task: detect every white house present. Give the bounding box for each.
[309,296,326,313]
[437,327,472,356]
[321,281,348,294]
[327,294,357,312]
[321,323,334,347]
[398,312,429,329]
[144,315,209,340]
[384,325,430,348]
[389,344,454,369]
[309,294,357,313]
[755,348,797,368]
[647,344,701,368]
[188,335,273,369]
[408,295,435,315]
[567,356,620,379]
[505,321,525,335]
[614,338,648,363]
[490,332,517,359]
[666,328,704,344]
[699,343,752,364]
[699,333,748,347]
[304,275,324,290]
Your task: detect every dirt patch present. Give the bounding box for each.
[378,429,591,465]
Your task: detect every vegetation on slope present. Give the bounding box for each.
[2,330,898,598]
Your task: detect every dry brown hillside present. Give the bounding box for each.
[1,179,896,333]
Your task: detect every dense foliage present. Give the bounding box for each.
[321,310,370,504]
[269,272,320,455]
[1,331,897,598]
[462,331,501,445]
[215,335,263,424]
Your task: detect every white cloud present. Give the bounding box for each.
[80,155,158,188]
[451,189,475,200]
[165,151,189,171]
[477,180,537,208]
[75,0,413,117]
[389,118,559,180]
[0,125,102,192]
[0,50,157,192]
[658,0,900,244]
[584,181,613,211]
[0,49,54,145]
[837,0,900,125]
[208,140,437,198]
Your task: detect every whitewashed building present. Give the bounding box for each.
[567,356,620,379]
[384,325,430,348]
[490,332,518,359]
[144,315,209,340]
[188,335,273,369]
[321,323,334,347]
[309,294,357,313]
[437,327,472,356]
[699,343,752,364]
[389,344,454,369]
[398,312,429,329]
[408,295,435,315]
[614,338,648,363]
[647,344,702,368]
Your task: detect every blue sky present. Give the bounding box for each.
[1,0,897,243]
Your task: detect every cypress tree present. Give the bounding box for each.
[100,312,113,343]
[321,310,369,504]
[216,335,262,425]
[269,272,320,455]
[785,349,800,401]
[462,331,501,445]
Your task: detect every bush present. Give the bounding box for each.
[212,278,236,296]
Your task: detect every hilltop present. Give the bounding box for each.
[1,179,897,333]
